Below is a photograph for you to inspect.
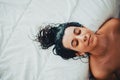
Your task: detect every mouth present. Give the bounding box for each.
[88,34,91,46]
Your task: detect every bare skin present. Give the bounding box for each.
[62,18,120,80]
[90,18,120,80]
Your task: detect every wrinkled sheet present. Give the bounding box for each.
[0,0,120,80]
[0,0,88,80]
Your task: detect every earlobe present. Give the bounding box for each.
[81,52,86,55]
[75,53,80,56]
[75,52,85,56]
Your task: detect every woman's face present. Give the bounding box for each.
[62,26,98,55]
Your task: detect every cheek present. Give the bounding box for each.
[76,43,86,52]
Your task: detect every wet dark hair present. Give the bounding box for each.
[37,22,83,59]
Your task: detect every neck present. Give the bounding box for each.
[89,18,120,60]
[90,34,109,59]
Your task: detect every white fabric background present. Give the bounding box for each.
[0,0,119,80]
[0,0,88,80]
[69,0,120,32]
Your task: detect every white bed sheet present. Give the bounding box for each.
[69,0,120,32]
[0,0,89,80]
[0,0,120,80]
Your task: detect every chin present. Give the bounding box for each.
[90,35,98,52]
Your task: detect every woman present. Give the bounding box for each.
[37,18,120,80]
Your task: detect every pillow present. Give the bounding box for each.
[69,0,120,32]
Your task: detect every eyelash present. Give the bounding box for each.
[74,28,81,35]
[72,39,78,47]
[71,28,81,47]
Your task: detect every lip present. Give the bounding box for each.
[88,34,91,46]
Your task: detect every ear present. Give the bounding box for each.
[75,52,85,56]
[75,53,80,56]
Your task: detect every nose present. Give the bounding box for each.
[76,34,87,42]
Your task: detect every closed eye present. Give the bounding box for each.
[71,39,79,48]
[74,28,81,35]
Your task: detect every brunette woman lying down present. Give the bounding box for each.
[37,18,120,80]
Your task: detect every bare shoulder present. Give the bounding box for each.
[91,68,117,80]
[103,18,120,27]
[100,18,120,27]
[110,18,120,22]
[91,66,113,80]
[90,57,114,80]
[108,18,120,25]
[98,18,120,33]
